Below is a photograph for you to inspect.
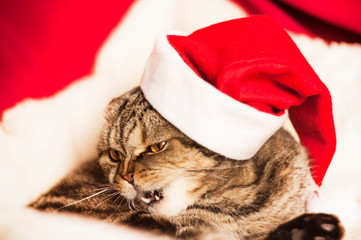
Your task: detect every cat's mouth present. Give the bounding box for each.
[140,189,164,205]
[134,179,190,217]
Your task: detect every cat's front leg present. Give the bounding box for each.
[266,213,344,240]
[124,211,237,240]
[124,211,178,236]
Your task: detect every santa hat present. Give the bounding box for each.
[140,16,336,186]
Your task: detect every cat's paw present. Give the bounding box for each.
[267,213,344,240]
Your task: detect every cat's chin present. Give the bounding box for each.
[138,179,195,217]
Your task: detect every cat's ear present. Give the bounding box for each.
[107,96,122,109]
[103,98,120,122]
[104,87,141,121]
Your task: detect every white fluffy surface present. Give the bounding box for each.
[1,0,360,239]
[0,207,171,240]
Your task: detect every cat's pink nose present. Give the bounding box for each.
[122,172,134,184]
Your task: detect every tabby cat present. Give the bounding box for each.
[30,87,344,240]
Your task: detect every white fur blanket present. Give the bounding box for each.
[1,1,360,239]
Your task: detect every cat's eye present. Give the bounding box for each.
[147,142,167,154]
[109,149,120,162]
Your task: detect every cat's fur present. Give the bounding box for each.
[30,87,344,239]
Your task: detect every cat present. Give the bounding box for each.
[30,87,344,240]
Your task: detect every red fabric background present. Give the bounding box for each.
[0,0,134,117]
[235,0,361,43]
[281,0,361,35]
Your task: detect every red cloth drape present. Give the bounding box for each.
[0,0,134,117]
[235,0,361,43]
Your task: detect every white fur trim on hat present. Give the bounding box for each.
[140,34,287,160]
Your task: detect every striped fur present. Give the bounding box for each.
[99,87,315,239]
[30,87,344,239]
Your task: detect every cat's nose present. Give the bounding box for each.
[122,172,134,184]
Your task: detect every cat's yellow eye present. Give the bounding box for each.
[109,149,120,162]
[148,142,166,153]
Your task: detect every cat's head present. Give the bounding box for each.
[98,87,256,217]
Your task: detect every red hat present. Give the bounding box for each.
[140,16,336,186]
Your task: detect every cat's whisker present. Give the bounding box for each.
[126,199,133,211]
[130,200,140,211]
[111,193,123,205]
[126,199,138,212]
[109,195,124,217]
[103,110,111,122]
[86,185,113,193]
[57,188,111,210]
[95,191,120,207]
[59,185,114,200]
[85,186,116,195]
[130,201,136,212]
[118,196,127,208]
